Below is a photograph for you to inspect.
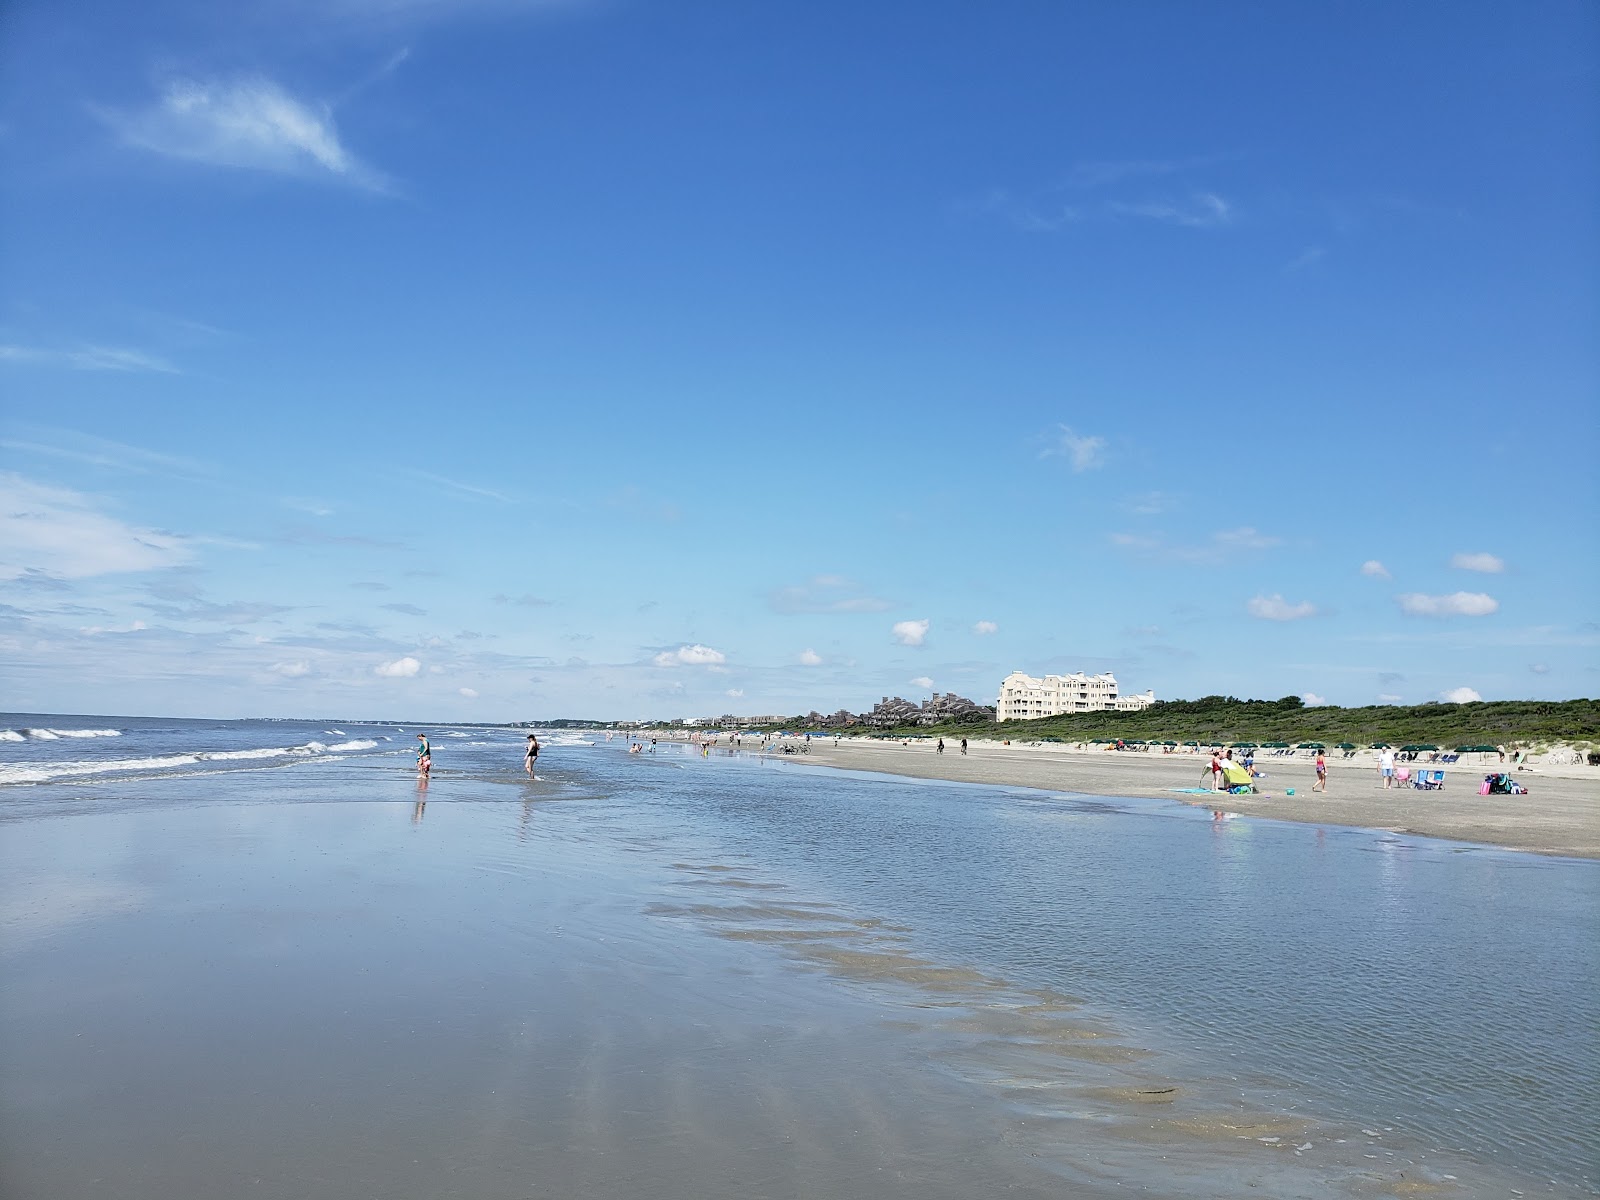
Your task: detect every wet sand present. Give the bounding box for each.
[8,761,1580,1198]
[768,740,1600,858]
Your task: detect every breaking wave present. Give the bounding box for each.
[0,737,387,786]
[3,727,123,741]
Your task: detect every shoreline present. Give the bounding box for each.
[723,737,1600,859]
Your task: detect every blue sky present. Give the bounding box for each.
[2,0,1596,721]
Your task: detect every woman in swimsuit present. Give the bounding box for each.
[525,734,540,775]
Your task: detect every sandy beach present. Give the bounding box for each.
[742,738,1600,859]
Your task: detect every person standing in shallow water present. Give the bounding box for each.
[524,733,540,775]
[415,733,431,775]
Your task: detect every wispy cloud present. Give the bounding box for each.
[725,688,744,699]
[1285,245,1327,272]
[1041,424,1107,472]
[0,344,180,373]
[1397,592,1499,618]
[769,575,890,614]
[1360,559,1391,579]
[1108,192,1232,229]
[410,469,514,503]
[0,473,194,580]
[973,157,1237,234]
[458,686,478,698]
[94,77,390,192]
[273,660,311,678]
[374,655,421,677]
[0,428,211,482]
[972,620,998,635]
[1111,526,1280,566]
[493,592,552,607]
[1123,490,1175,516]
[1247,594,1318,621]
[1450,551,1505,574]
[892,619,929,646]
[381,602,427,616]
[910,675,934,690]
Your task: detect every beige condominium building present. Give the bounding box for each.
[996,671,1157,722]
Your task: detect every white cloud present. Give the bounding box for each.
[272,660,311,678]
[1451,552,1505,574]
[1441,686,1483,704]
[1377,693,1403,704]
[1043,425,1107,472]
[1302,692,1327,706]
[797,648,823,666]
[1397,592,1499,618]
[892,619,930,646]
[1360,560,1391,579]
[1530,663,1550,675]
[375,656,421,677]
[653,643,726,667]
[458,687,478,698]
[0,473,194,579]
[95,77,388,190]
[910,676,934,690]
[725,688,744,699]
[80,620,148,635]
[973,620,998,635]
[0,344,180,374]
[1247,594,1318,621]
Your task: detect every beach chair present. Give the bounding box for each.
[1413,769,1445,791]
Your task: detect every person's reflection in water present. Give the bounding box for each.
[412,773,429,824]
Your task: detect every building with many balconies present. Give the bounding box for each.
[996,671,1155,722]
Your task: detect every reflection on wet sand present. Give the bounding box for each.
[654,860,1514,1198]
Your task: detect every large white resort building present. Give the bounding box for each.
[996,671,1157,722]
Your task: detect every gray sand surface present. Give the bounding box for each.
[776,740,1600,858]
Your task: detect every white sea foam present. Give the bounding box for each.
[15,727,122,740]
[325,729,346,736]
[0,730,26,742]
[0,754,202,785]
[0,736,385,785]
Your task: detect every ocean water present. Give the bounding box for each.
[3,715,1596,1196]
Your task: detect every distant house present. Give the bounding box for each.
[996,671,1155,722]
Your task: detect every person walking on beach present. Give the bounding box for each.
[960,737,968,755]
[415,733,432,775]
[1378,746,1396,789]
[1313,750,1327,792]
[936,738,945,754]
[524,733,540,775]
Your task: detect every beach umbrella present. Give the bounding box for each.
[1230,741,1257,748]
[1264,741,1290,748]
[1182,740,1200,746]
[1370,743,1390,749]
[1298,742,1325,749]
[1164,740,1179,746]
[1337,743,1356,750]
